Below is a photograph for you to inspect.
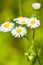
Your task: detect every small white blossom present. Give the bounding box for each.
[0,22,14,32]
[32,3,41,9]
[13,16,29,25]
[11,26,27,38]
[27,17,40,28]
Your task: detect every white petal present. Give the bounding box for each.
[27,17,40,28]
[32,3,41,9]
[0,22,14,32]
[11,26,27,38]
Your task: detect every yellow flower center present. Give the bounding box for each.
[4,23,10,28]
[16,28,22,33]
[18,16,23,18]
[21,21,26,24]
[31,20,36,25]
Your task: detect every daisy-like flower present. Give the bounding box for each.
[32,3,41,9]
[11,26,27,38]
[13,16,29,25]
[0,22,14,32]
[27,17,40,28]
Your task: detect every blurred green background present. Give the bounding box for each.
[0,0,43,65]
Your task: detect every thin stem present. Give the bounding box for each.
[18,0,22,16]
[37,55,42,65]
[33,29,35,39]
[25,36,30,41]
[24,36,30,43]
[32,9,38,17]
[34,45,42,65]
[32,58,36,65]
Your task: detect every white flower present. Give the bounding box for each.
[32,3,41,9]
[13,16,29,25]
[0,22,14,32]
[11,26,27,38]
[27,17,40,28]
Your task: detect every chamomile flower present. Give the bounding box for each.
[32,3,41,9]
[27,17,40,28]
[0,22,14,32]
[11,26,27,38]
[13,16,29,25]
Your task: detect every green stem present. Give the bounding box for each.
[33,29,35,39]
[24,36,30,43]
[18,0,22,16]
[32,9,38,17]
[37,55,42,65]
[32,58,36,65]
[34,46,42,65]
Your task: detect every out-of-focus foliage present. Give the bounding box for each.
[0,0,43,65]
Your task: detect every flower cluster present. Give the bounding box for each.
[0,2,41,65]
[0,17,40,38]
[0,2,41,38]
[14,17,40,29]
